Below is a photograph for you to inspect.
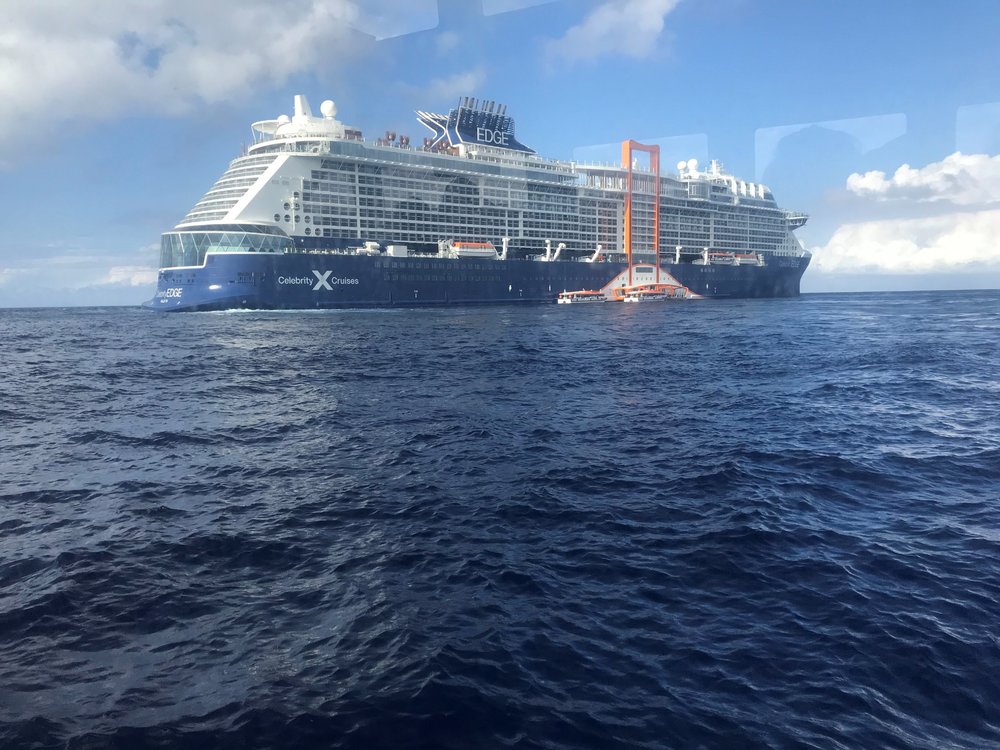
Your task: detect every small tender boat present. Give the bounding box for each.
[608,282,691,302]
[622,288,671,302]
[557,290,608,304]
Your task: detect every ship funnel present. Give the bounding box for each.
[293,95,313,120]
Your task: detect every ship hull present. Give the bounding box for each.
[144,252,810,311]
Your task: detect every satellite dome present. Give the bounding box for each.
[320,100,336,118]
[686,158,699,172]
[277,114,291,125]
[676,160,687,172]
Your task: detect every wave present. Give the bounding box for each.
[2,293,999,749]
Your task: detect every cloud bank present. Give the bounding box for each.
[546,0,683,66]
[0,0,367,167]
[813,210,1000,274]
[846,152,1000,206]
[423,68,488,103]
[814,152,1000,274]
[0,243,159,307]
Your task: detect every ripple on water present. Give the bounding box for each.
[1,293,999,749]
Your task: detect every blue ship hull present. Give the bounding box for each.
[144,252,810,311]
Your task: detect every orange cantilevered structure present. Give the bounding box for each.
[621,140,660,287]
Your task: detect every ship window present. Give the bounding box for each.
[304,216,311,223]
[305,228,312,235]
[284,215,290,222]
[293,191,300,198]
[283,203,290,210]
[274,213,280,221]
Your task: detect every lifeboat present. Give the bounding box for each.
[439,240,499,259]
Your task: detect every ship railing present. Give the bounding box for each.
[286,247,365,256]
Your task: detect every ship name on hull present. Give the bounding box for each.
[276,272,362,290]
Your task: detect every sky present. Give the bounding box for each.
[1,0,999,306]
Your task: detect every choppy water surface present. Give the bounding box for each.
[2,291,999,749]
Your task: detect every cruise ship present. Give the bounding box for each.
[145,95,810,310]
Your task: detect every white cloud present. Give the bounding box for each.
[350,2,438,40]
[813,209,1000,274]
[0,0,365,168]
[436,31,461,54]
[104,266,159,287]
[0,243,159,307]
[0,268,21,286]
[421,68,488,104]
[846,152,1000,206]
[813,152,1000,275]
[546,0,682,66]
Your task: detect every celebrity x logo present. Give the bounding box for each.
[312,270,332,290]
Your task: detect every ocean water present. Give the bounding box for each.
[1,290,999,750]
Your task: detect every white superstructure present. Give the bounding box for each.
[161,95,809,271]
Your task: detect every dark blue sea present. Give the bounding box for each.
[2,291,999,750]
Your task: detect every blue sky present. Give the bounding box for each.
[1,0,999,306]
